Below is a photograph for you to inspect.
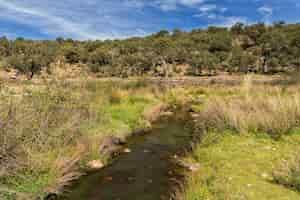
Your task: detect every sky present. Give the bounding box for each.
[0,0,299,40]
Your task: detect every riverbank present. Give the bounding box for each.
[61,111,194,200]
[0,79,167,200]
[177,76,300,199]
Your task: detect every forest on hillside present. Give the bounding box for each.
[0,22,300,78]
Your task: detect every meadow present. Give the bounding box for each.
[2,74,300,200]
[177,76,300,200]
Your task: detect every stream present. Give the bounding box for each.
[60,112,194,200]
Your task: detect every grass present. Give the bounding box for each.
[180,132,300,200]
[3,74,300,199]
[178,76,300,200]
[0,78,162,199]
[273,149,300,192]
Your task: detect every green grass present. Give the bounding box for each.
[181,131,300,200]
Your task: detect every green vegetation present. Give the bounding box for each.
[181,132,300,200]
[178,78,300,200]
[1,21,300,199]
[0,79,162,199]
[1,22,300,78]
[273,152,300,192]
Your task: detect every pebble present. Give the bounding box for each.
[123,148,131,153]
[87,160,104,170]
[188,163,201,172]
[105,176,113,181]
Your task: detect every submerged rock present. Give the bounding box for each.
[87,160,104,170]
[44,193,58,200]
[99,136,124,156]
[132,128,149,136]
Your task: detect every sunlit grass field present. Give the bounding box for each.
[178,76,300,200]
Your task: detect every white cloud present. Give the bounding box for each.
[258,5,273,16]
[193,4,227,19]
[0,0,152,40]
[154,0,205,11]
[199,4,217,12]
[0,0,106,39]
[179,0,205,6]
[207,14,217,19]
[258,5,273,23]
[218,16,249,27]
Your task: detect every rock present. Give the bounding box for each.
[87,160,104,170]
[123,148,131,153]
[188,163,201,172]
[191,113,200,118]
[99,136,124,156]
[132,128,148,136]
[180,162,201,172]
[10,75,17,80]
[105,176,113,181]
[161,111,173,117]
[44,193,58,200]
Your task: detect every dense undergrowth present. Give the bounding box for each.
[0,78,162,199]
[177,77,300,200]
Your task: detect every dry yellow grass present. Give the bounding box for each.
[194,76,300,138]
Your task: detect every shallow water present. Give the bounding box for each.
[61,114,193,200]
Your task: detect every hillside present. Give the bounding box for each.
[0,22,300,79]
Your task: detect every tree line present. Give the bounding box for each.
[0,22,300,78]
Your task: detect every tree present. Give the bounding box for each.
[229,46,256,73]
[62,45,81,64]
[88,48,111,73]
[209,31,232,52]
[231,23,244,35]
[0,36,10,57]
[155,30,170,37]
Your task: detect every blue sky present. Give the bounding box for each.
[0,0,299,40]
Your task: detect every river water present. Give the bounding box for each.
[61,113,193,200]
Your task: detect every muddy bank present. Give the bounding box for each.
[59,112,194,200]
